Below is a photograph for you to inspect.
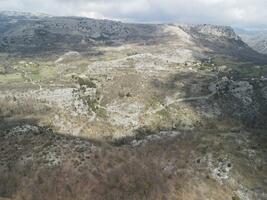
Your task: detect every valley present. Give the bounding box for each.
[0,11,266,200]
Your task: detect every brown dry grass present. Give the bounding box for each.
[1,129,251,200]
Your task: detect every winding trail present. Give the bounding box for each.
[146,92,216,115]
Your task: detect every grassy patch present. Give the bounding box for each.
[96,107,108,118]
[0,73,23,83]
[213,57,252,67]
[20,62,58,81]
[229,65,267,79]
[39,67,57,79]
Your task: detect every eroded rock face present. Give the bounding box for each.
[182,24,240,40]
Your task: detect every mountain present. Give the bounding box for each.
[0,11,267,200]
[236,28,267,54]
[179,24,267,64]
[0,11,162,54]
[0,11,266,64]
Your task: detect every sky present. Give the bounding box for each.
[0,0,267,29]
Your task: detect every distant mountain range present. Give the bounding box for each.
[236,28,267,55]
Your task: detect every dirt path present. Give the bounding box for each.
[146,92,216,115]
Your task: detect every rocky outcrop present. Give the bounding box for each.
[209,77,254,105]
[180,24,267,64]
[181,24,240,40]
[208,77,267,128]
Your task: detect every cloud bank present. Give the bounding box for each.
[0,0,267,28]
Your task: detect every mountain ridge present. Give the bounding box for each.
[0,11,266,64]
[236,28,267,54]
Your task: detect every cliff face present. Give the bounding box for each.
[180,24,240,40]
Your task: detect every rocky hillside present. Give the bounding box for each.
[0,11,266,64]
[0,11,160,54]
[0,124,266,200]
[0,11,267,200]
[180,24,267,64]
[236,28,267,54]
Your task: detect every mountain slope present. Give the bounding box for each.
[236,28,267,54]
[180,24,267,63]
[0,11,267,200]
[0,11,161,54]
[0,11,266,64]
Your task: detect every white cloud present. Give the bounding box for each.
[0,0,266,28]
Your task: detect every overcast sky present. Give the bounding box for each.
[1,0,267,29]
